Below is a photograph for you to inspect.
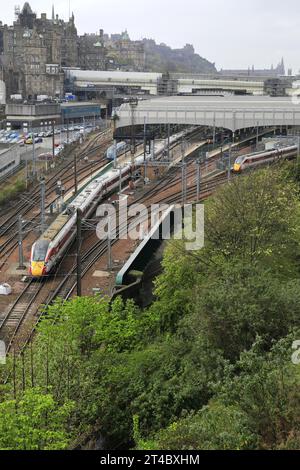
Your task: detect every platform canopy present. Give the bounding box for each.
[116,95,300,132]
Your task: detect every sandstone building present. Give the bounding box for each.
[0,3,78,99]
[0,3,146,99]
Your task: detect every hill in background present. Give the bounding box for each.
[143,39,216,74]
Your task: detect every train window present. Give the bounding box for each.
[235,156,245,165]
[33,240,50,261]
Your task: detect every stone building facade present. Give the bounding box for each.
[103,30,145,71]
[219,59,286,78]
[78,30,106,71]
[78,29,145,72]
[0,3,146,99]
[0,3,77,99]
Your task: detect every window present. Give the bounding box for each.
[32,240,50,262]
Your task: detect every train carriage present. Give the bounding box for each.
[233,145,298,173]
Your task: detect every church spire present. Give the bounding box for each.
[280,57,285,75]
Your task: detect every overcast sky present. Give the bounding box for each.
[1,0,299,73]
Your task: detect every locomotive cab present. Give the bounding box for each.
[30,239,50,277]
[233,156,245,173]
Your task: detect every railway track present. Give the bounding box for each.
[0,127,112,229]
[0,127,231,354]
[6,168,227,353]
[0,129,114,266]
[0,279,43,351]
[0,127,202,259]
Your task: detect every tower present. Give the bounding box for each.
[14,5,20,21]
[18,3,36,29]
[278,57,285,76]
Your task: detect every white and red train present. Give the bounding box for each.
[29,130,192,277]
[233,145,298,172]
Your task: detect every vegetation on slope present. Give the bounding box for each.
[0,178,26,206]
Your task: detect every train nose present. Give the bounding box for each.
[233,163,241,172]
[30,262,46,277]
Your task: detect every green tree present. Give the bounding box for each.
[218,334,300,449]
[150,402,258,450]
[0,388,73,450]
[204,167,300,271]
[183,260,300,360]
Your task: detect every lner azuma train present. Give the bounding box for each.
[30,130,189,277]
[233,145,298,173]
[30,164,134,277]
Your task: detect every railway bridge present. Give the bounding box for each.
[116,96,300,133]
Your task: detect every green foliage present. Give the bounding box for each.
[204,167,300,271]
[217,334,300,449]
[151,402,258,450]
[0,295,160,447]
[0,178,26,205]
[151,239,198,331]
[0,388,73,450]
[187,261,300,360]
[94,297,160,352]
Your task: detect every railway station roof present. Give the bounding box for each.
[116,95,300,132]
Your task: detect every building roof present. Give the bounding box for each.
[117,95,300,132]
[67,69,162,82]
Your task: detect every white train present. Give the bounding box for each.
[106,141,128,160]
[233,145,298,172]
[29,130,191,277]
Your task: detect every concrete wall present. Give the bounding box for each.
[6,103,60,117]
[0,144,21,179]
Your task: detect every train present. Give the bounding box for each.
[106,141,128,160]
[233,145,298,173]
[29,130,192,277]
[30,163,134,277]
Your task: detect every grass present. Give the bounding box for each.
[0,179,26,206]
